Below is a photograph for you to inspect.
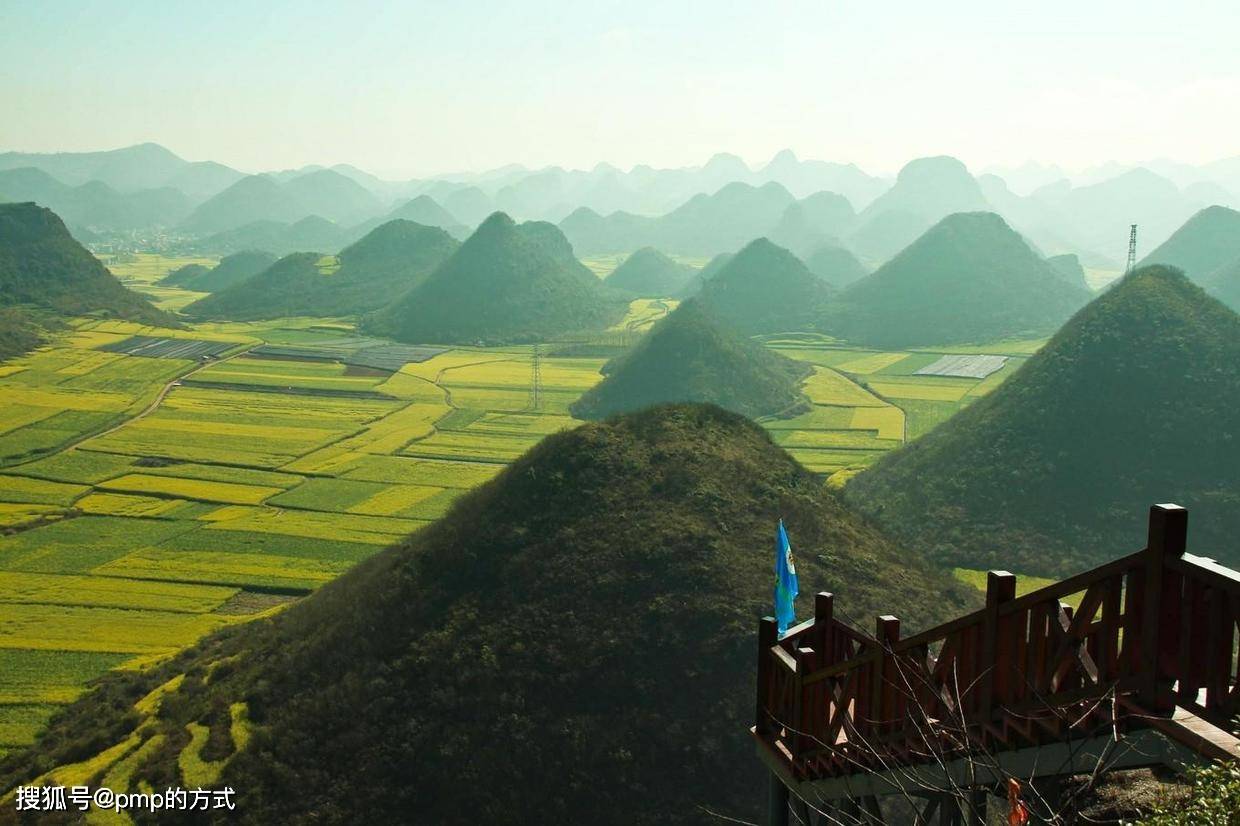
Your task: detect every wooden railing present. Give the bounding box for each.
[754,504,1240,781]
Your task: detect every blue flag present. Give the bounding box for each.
[774,519,799,635]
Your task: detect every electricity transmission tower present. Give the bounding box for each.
[529,344,542,411]
[1126,224,1138,273]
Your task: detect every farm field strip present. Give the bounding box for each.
[93,548,351,592]
[97,473,284,505]
[0,475,90,505]
[866,379,975,402]
[0,503,64,529]
[0,572,237,614]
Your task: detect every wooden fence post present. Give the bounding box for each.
[980,571,1017,723]
[757,616,778,736]
[1140,504,1187,711]
[871,615,901,738]
[793,646,816,760]
[816,592,834,662]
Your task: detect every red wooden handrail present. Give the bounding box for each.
[754,504,1240,781]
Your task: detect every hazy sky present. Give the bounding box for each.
[2,0,1237,177]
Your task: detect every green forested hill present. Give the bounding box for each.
[163,250,277,292]
[1046,253,1091,292]
[846,266,1240,575]
[161,262,210,287]
[0,404,971,825]
[368,212,627,344]
[1202,256,1240,311]
[183,220,458,320]
[1139,205,1240,277]
[695,238,834,334]
[831,212,1092,347]
[603,247,697,296]
[804,243,869,287]
[571,300,811,419]
[0,308,44,360]
[0,202,172,326]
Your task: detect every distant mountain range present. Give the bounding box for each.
[180,170,384,234]
[2,143,1236,271]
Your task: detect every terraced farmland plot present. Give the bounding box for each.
[866,378,976,402]
[0,704,59,752]
[158,527,380,563]
[801,367,889,407]
[94,548,351,593]
[0,475,89,505]
[4,450,139,484]
[373,370,445,402]
[76,491,190,518]
[85,421,339,468]
[151,385,396,426]
[199,505,423,546]
[0,504,63,529]
[0,515,197,574]
[0,603,233,654]
[397,351,519,382]
[0,572,236,613]
[268,478,392,513]
[348,484,457,518]
[0,336,206,464]
[194,356,388,392]
[834,352,911,374]
[129,462,303,489]
[331,402,448,454]
[766,347,876,369]
[98,473,284,505]
[850,406,905,440]
[762,406,857,431]
[465,412,578,437]
[84,387,396,467]
[340,456,502,488]
[403,430,541,463]
[0,650,131,704]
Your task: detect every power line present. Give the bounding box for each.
[530,344,542,411]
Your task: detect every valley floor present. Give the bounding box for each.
[0,256,1038,757]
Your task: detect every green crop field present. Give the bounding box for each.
[0,312,1024,754]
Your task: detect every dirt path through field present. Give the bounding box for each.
[6,343,256,468]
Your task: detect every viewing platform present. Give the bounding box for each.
[754,504,1240,824]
